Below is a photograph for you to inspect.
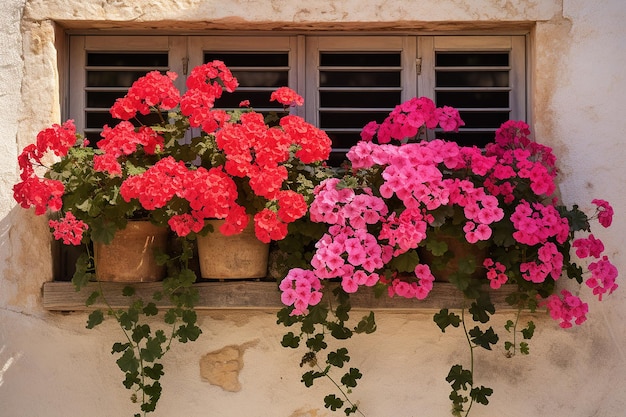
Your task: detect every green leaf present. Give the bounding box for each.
[329,322,353,340]
[301,369,327,387]
[470,386,493,405]
[118,308,139,330]
[86,310,104,329]
[520,342,530,355]
[335,302,351,322]
[449,390,468,417]
[446,364,472,391]
[468,326,499,350]
[143,302,158,316]
[276,307,300,327]
[425,239,448,257]
[90,218,118,245]
[504,320,514,332]
[469,293,495,324]
[181,309,198,326]
[71,252,94,291]
[123,371,140,389]
[327,348,350,368]
[522,321,536,339]
[567,262,585,284]
[177,323,202,343]
[433,309,461,332]
[345,404,359,415]
[301,304,328,334]
[143,363,164,380]
[141,381,162,412]
[354,311,376,334]
[340,368,362,388]
[324,394,344,411]
[306,334,328,352]
[388,249,421,272]
[112,342,130,354]
[85,290,101,307]
[132,324,150,344]
[560,204,590,233]
[281,332,301,349]
[504,341,514,352]
[116,349,139,374]
[164,308,178,325]
[448,272,471,292]
[122,286,136,297]
[141,337,164,362]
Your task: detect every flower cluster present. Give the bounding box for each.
[360,96,465,143]
[542,289,589,328]
[14,120,77,216]
[277,97,619,417]
[13,61,332,246]
[113,64,329,243]
[279,96,618,330]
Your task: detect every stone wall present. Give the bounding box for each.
[1,1,625,416]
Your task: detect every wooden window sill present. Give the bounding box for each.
[42,281,519,313]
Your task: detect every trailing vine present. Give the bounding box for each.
[72,238,201,416]
[277,287,376,416]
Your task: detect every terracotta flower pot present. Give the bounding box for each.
[197,218,269,279]
[93,221,168,282]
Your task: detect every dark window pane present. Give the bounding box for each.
[320,71,401,88]
[320,91,401,109]
[87,53,168,67]
[85,131,102,144]
[204,53,289,67]
[436,91,509,108]
[86,112,116,129]
[326,131,363,150]
[320,111,393,130]
[86,112,162,130]
[436,71,509,88]
[436,52,509,67]
[87,71,157,87]
[87,91,127,108]
[321,53,401,67]
[215,91,285,109]
[457,111,510,129]
[232,71,289,88]
[328,151,350,167]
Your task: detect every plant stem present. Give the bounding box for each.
[316,362,366,417]
[461,307,475,417]
[96,280,148,417]
[509,306,522,357]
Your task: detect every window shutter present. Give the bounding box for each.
[188,36,299,114]
[419,36,526,147]
[306,36,416,165]
[69,36,185,142]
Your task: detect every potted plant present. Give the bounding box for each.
[13,61,333,415]
[277,97,618,416]
[115,68,334,278]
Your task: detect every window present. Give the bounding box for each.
[68,34,526,158]
[48,32,529,304]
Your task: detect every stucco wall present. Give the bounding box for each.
[1,1,625,416]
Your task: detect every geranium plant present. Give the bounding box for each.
[13,61,332,416]
[277,97,618,416]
